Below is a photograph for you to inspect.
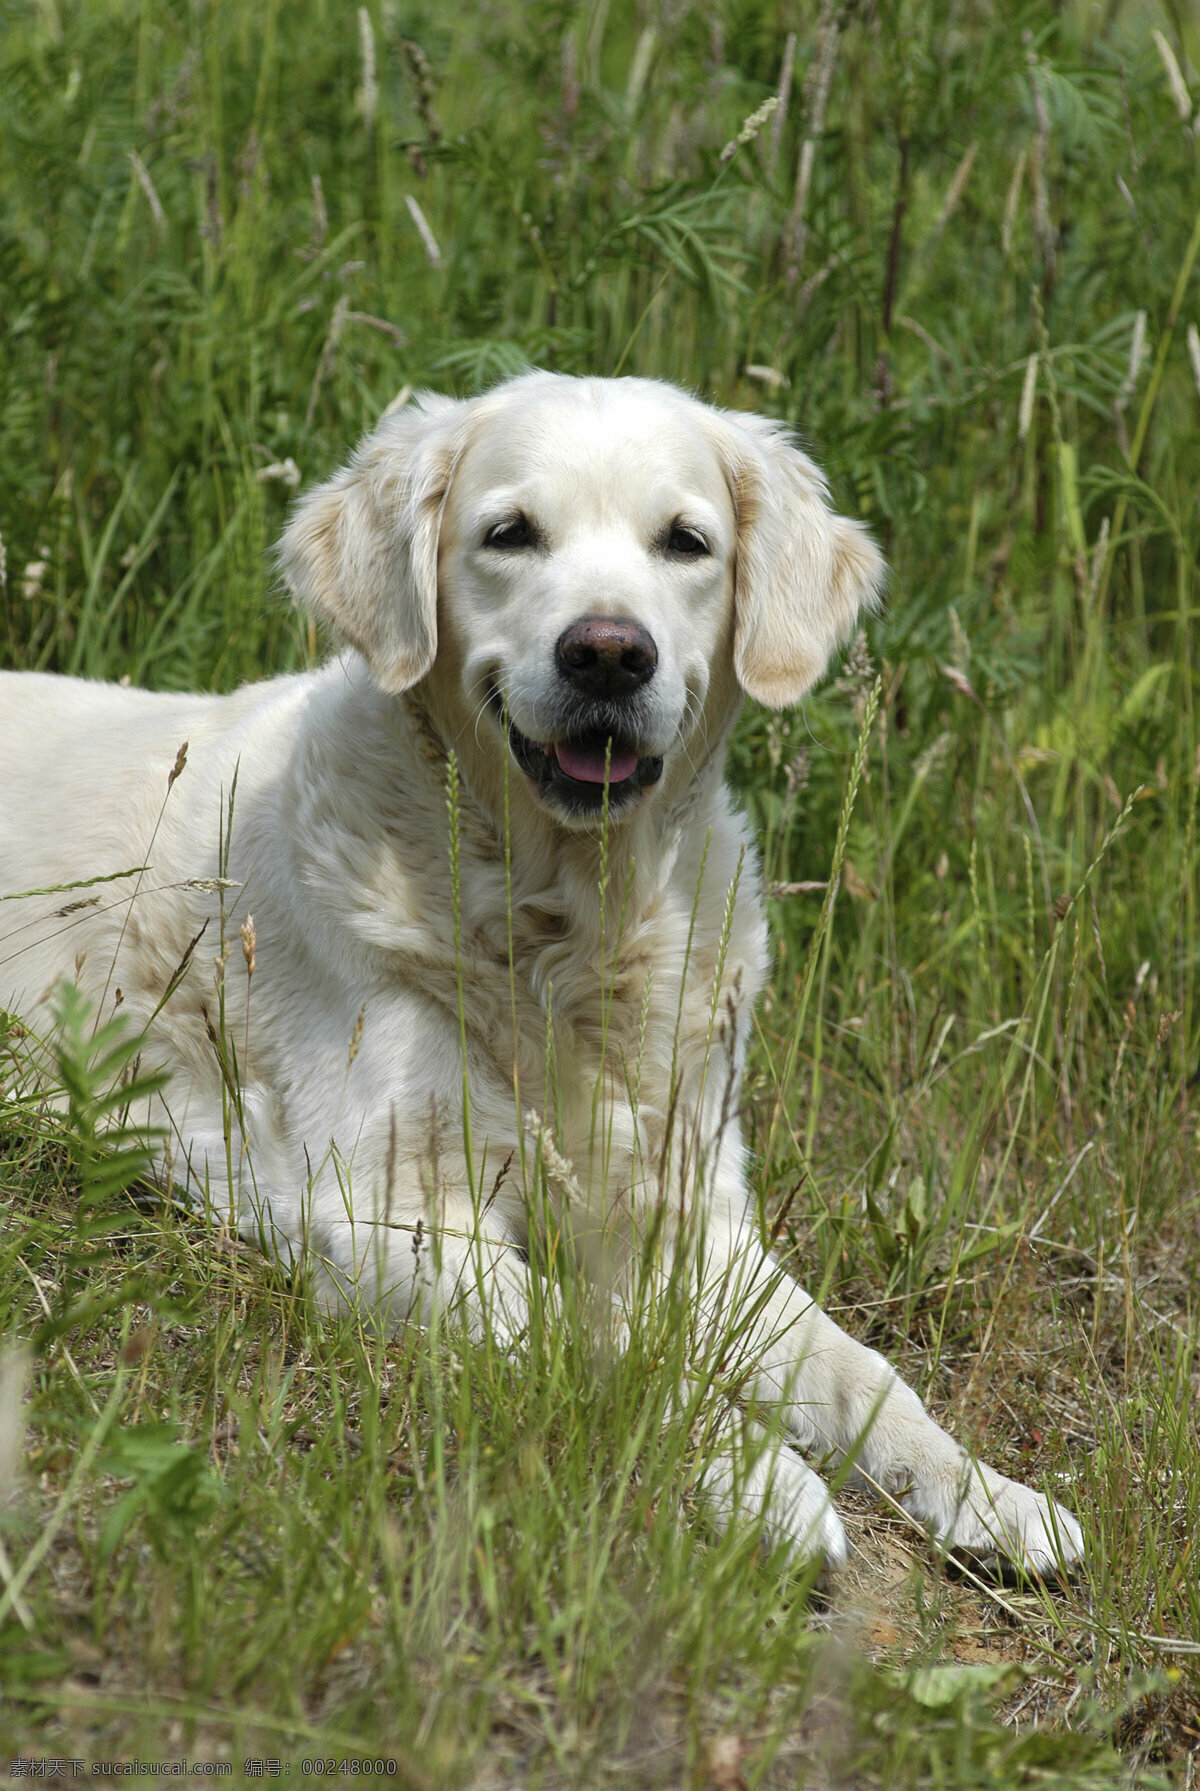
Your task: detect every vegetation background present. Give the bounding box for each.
[1,0,1198,1783]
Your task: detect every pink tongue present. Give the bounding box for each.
[555,741,639,784]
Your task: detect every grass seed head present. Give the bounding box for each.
[240,913,257,978]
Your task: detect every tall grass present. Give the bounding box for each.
[2,0,1198,1782]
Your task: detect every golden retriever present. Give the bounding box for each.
[0,373,1082,1574]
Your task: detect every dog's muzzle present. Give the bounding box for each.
[496,616,666,816]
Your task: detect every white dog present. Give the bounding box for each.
[0,373,1082,1574]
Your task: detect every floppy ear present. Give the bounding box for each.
[279,395,466,694]
[718,411,885,709]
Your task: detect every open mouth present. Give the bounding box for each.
[506,720,664,810]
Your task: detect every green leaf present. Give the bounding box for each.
[902,1661,1025,1708]
[98,1422,222,1561]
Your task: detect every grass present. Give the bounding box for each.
[1,0,1199,1781]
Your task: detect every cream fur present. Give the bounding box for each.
[0,373,1081,1575]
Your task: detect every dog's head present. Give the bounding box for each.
[281,373,883,826]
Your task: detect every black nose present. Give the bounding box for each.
[555,616,658,698]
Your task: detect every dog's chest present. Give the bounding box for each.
[509,883,757,1174]
[429,805,766,1193]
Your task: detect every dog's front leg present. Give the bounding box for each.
[698,1217,1084,1576]
[302,1193,538,1347]
[688,1407,851,1569]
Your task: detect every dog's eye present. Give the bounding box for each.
[665,522,710,559]
[484,515,537,550]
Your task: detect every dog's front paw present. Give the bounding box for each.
[697,1432,849,1571]
[905,1460,1084,1577]
[766,1449,850,1570]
